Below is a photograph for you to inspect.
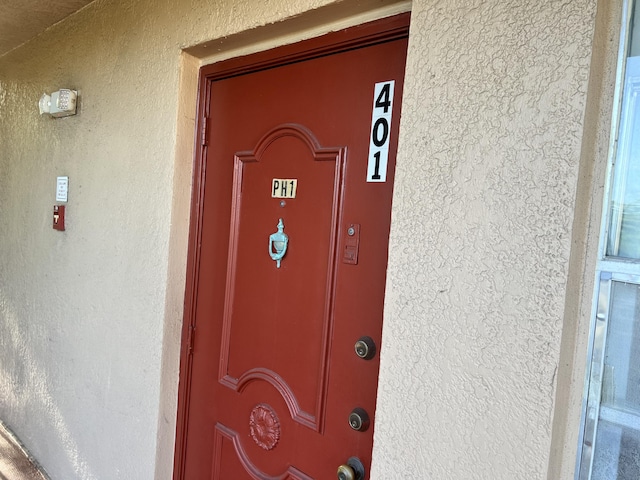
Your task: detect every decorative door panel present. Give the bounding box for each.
[220,124,346,431]
[213,423,313,480]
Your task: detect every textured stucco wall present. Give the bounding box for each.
[0,0,376,478]
[547,1,621,477]
[372,1,598,479]
[0,0,409,479]
[0,0,602,478]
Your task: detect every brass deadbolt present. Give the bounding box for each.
[348,408,370,432]
[354,336,376,360]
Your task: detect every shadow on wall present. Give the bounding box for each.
[0,291,97,479]
[0,421,49,480]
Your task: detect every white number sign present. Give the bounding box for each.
[366,80,395,182]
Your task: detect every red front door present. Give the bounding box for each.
[175,14,409,480]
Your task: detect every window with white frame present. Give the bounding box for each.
[579,1,640,478]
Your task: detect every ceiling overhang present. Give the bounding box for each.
[0,0,95,57]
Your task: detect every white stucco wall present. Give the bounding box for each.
[373,1,599,479]
[0,0,603,479]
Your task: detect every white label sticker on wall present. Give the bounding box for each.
[56,176,69,202]
[272,179,298,198]
[366,80,395,182]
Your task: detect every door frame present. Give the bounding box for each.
[172,13,410,479]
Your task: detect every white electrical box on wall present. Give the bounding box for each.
[39,89,77,118]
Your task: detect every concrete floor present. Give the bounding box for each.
[0,421,48,480]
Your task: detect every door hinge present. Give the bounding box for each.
[187,324,196,355]
[200,117,209,146]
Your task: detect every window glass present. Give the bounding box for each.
[582,2,640,479]
[590,281,640,478]
[608,5,640,259]
[608,57,640,259]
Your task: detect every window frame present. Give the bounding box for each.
[577,0,640,478]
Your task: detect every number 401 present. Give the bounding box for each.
[367,81,395,182]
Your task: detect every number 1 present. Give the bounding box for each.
[371,151,381,180]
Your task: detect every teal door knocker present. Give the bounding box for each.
[269,218,288,268]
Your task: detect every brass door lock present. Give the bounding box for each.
[348,408,370,432]
[337,457,365,480]
[354,336,376,360]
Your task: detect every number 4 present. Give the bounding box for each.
[375,83,392,113]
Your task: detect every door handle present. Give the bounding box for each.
[337,457,365,480]
[268,218,288,268]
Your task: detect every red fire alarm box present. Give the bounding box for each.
[53,205,65,231]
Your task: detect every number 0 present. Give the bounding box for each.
[372,118,389,147]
